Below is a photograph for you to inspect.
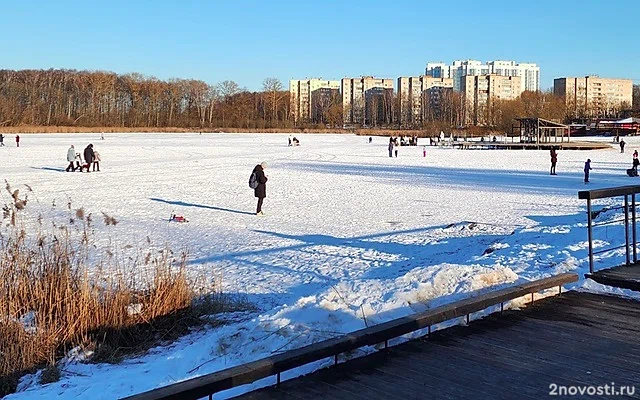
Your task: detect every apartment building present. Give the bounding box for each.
[426,60,539,92]
[554,76,633,117]
[342,76,394,126]
[397,76,453,126]
[290,79,340,124]
[462,75,522,125]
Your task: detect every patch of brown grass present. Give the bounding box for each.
[0,184,238,396]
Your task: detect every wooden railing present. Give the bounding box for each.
[578,185,640,272]
[122,273,578,400]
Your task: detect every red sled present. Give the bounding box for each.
[170,214,189,223]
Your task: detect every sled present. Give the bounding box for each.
[169,213,189,223]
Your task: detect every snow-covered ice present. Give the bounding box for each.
[1,132,637,399]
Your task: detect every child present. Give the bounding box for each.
[93,150,101,172]
[423,146,427,158]
[584,159,592,183]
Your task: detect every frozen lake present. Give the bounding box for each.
[2,132,637,399]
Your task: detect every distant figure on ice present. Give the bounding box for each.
[388,137,394,158]
[632,150,639,174]
[550,148,558,175]
[292,137,300,146]
[100,132,105,140]
[66,145,76,172]
[0,134,4,146]
[252,162,268,216]
[423,146,427,158]
[584,159,592,183]
[368,137,372,143]
[83,144,95,172]
[288,136,292,147]
[15,135,20,147]
[394,148,398,157]
[93,149,101,172]
[620,139,626,153]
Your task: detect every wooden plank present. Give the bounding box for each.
[578,185,640,200]
[123,273,577,400]
[391,341,543,399]
[456,319,640,381]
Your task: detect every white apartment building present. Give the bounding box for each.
[426,60,539,92]
[462,75,522,125]
[342,76,394,125]
[290,79,340,123]
[397,76,453,126]
[554,76,633,117]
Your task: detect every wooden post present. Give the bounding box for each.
[634,193,637,264]
[625,195,631,265]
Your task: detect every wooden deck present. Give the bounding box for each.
[587,263,640,291]
[235,292,640,399]
[451,141,610,151]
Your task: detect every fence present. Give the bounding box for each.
[578,185,640,273]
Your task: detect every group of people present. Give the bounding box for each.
[288,136,300,146]
[66,144,101,172]
[550,145,638,183]
[0,134,19,147]
[549,147,598,183]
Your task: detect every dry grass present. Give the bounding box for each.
[0,183,239,396]
[0,125,349,134]
[0,124,495,138]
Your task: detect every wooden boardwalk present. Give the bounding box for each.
[235,292,640,399]
[588,263,640,291]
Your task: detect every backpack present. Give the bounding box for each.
[249,171,258,189]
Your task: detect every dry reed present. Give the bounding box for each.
[0,184,231,396]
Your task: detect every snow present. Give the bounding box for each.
[1,132,638,399]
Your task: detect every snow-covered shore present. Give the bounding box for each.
[1,132,636,399]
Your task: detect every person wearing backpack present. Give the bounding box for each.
[251,162,268,215]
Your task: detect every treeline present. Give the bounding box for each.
[0,69,292,129]
[0,69,637,131]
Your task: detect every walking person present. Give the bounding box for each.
[15,135,19,147]
[253,162,268,216]
[584,159,592,183]
[92,149,101,172]
[620,139,626,153]
[388,137,394,158]
[550,148,558,175]
[66,145,76,172]
[83,144,94,172]
[423,146,427,158]
[0,134,4,146]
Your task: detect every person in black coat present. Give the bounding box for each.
[83,144,95,172]
[253,162,268,215]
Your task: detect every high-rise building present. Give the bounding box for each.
[290,79,340,124]
[397,76,453,126]
[426,60,539,92]
[554,76,633,117]
[462,75,522,125]
[342,77,394,126]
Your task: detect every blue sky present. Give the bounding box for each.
[1,0,638,91]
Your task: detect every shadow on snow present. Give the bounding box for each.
[149,197,255,215]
